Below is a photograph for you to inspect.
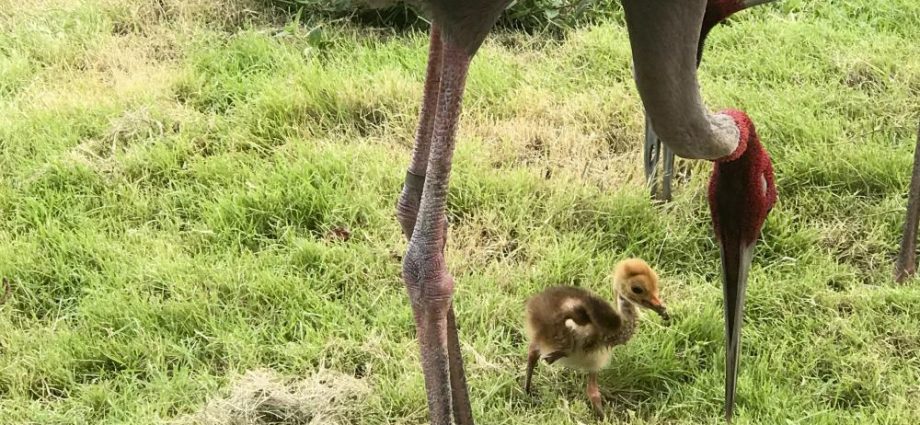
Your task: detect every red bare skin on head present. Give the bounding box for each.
[709,109,777,246]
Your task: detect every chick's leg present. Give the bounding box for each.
[524,342,540,394]
[587,372,604,418]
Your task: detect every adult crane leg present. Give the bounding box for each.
[643,116,676,201]
[396,27,475,425]
[895,119,920,282]
[662,143,675,201]
[397,26,443,240]
[397,26,474,425]
[401,32,474,424]
[643,115,661,197]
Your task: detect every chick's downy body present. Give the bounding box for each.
[524,286,636,372]
[522,258,667,417]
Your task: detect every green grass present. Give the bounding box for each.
[1,0,919,424]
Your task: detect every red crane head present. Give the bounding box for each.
[710,110,776,248]
[708,109,777,422]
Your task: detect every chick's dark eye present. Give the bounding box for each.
[631,286,643,294]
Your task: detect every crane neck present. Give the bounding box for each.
[611,294,639,346]
[622,0,741,161]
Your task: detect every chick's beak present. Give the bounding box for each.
[648,296,670,322]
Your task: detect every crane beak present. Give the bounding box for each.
[655,306,671,323]
[718,237,756,423]
[645,296,671,322]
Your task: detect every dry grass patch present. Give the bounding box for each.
[103,0,272,35]
[179,369,371,425]
[471,115,643,190]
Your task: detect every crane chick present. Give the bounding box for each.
[523,258,669,417]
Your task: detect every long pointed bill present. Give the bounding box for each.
[708,110,776,423]
[719,237,756,423]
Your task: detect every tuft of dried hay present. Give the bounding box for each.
[105,107,168,150]
[178,369,371,425]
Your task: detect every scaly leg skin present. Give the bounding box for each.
[643,114,661,199]
[396,26,443,240]
[587,372,604,419]
[402,37,473,425]
[644,115,676,202]
[661,144,675,202]
[895,119,920,283]
[447,308,474,425]
[396,26,474,425]
[524,343,540,394]
[411,298,453,424]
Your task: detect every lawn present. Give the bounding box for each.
[0,0,918,424]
